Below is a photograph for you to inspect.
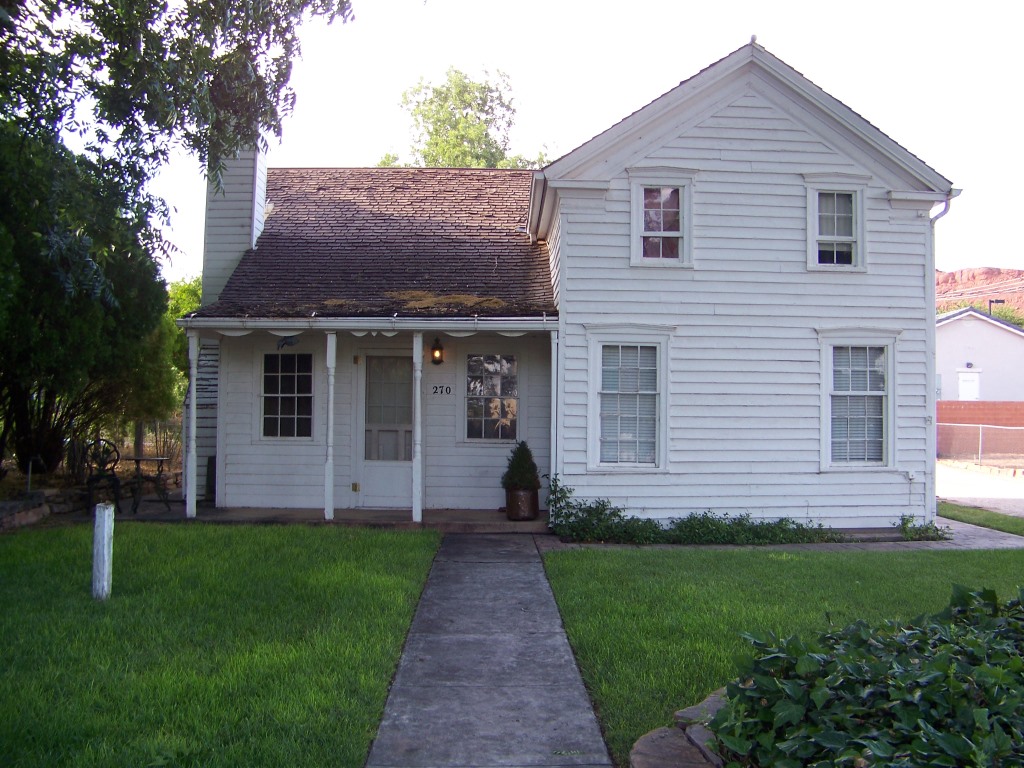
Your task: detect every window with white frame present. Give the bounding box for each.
[629,168,696,266]
[262,352,313,438]
[830,345,886,462]
[641,187,683,259]
[466,354,518,441]
[816,191,856,265]
[599,344,659,464]
[818,329,898,469]
[804,174,869,271]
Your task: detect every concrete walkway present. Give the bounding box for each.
[365,534,612,768]
[936,461,1024,518]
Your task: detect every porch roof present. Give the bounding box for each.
[195,167,557,321]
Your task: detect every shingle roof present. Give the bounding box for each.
[197,167,556,319]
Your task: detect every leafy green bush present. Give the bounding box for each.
[546,475,843,545]
[895,513,951,541]
[710,586,1024,767]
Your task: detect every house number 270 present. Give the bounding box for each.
[432,386,452,395]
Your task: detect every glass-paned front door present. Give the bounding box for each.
[365,356,413,461]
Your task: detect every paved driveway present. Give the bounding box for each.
[936,461,1024,518]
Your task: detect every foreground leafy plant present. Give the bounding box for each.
[547,475,843,545]
[895,513,951,541]
[710,585,1024,767]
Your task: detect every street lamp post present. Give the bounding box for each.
[988,298,1005,316]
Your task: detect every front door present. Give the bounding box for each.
[359,355,413,507]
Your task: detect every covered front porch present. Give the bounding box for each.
[179,318,559,522]
[128,496,551,532]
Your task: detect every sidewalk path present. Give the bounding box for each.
[936,461,1024,518]
[366,534,612,768]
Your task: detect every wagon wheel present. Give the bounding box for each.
[87,439,120,474]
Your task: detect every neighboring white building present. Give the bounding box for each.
[936,307,1024,401]
[181,43,957,528]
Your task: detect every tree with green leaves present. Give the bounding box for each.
[379,67,546,169]
[0,0,352,473]
[166,277,204,377]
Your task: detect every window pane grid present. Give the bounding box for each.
[262,353,313,438]
[830,345,886,464]
[599,344,658,464]
[816,191,855,266]
[642,185,682,259]
[466,354,518,441]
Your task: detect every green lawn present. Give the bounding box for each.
[0,523,439,768]
[543,547,1024,767]
[939,500,1024,537]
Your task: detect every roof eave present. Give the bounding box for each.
[176,314,559,335]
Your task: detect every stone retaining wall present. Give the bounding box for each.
[0,488,85,530]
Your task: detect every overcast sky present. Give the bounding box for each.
[152,0,1022,282]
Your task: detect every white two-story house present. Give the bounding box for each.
[180,43,956,528]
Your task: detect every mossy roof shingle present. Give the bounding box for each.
[197,167,555,320]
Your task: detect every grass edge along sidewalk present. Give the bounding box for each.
[0,523,440,768]
[939,501,1024,538]
[543,546,1024,767]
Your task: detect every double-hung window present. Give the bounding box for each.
[818,329,898,469]
[262,352,313,438]
[629,167,696,267]
[587,327,670,470]
[804,174,869,271]
[830,346,886,462]
[600,345,658,463]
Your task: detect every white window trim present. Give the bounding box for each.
[817,327,901,471]
[804,173,869,273]
[628,166,697,268]
[456,349,525,444]
[585,325,672,472]
[254,346,318,443]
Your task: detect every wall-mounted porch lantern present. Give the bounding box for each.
[431,337,445,365]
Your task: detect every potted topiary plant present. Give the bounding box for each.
[501,441,541,521]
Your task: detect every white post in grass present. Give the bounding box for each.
[92,503,114,600]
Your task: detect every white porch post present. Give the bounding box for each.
[324,332,337,520]
[186,332,199,518]
[411,332,424,523]
[550,330,559,481]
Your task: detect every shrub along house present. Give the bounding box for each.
[180,43,957,528]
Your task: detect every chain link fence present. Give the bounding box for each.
[937,423,1024,469]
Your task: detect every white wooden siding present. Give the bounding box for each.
[188,341,219,501]
[555,89,934,527]
[547,212,562,308]
[214,332,551,511]
[202,149,266,305]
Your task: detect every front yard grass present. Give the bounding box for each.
[543,547,1024,766]
[939,500,1024,537]
[0,523,439,768]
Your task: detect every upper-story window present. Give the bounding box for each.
[642,187,682,259]
[816,191,855,265]
[629,167,697,267]
[804,173,869,272]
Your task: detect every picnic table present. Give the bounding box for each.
[124,455,172,514]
